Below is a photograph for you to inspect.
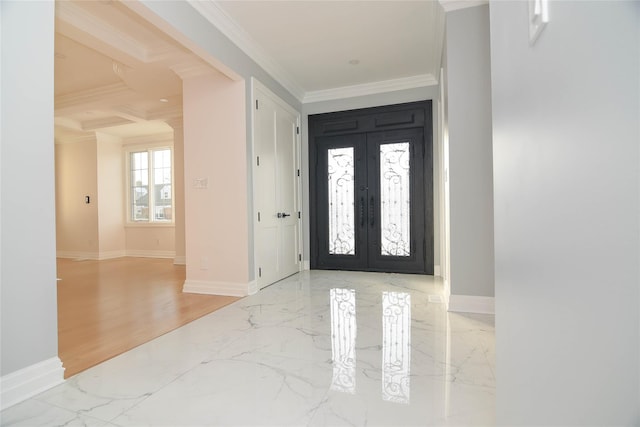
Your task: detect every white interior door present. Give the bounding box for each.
[253,80,301,289]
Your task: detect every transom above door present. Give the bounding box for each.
[309,102,433,274]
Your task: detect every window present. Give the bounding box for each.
[128,147,173,223]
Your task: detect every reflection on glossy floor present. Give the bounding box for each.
[2,270,495,426]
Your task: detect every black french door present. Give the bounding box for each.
[309,101,433,274]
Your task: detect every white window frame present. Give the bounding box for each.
[124,143,175,225]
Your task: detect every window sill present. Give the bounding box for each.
[125,222,175,228]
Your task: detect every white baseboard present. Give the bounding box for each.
[303,260,310,271]
[183,280,251,297]
[58,250,177,260]
[0,357,65,411]
[57,250,126,260]
[247,280,258,295]
[98,250,127,260]
[434,264,442,276]
[173,256,186,265]
[448,294,495,315]
[126,250,175,259]
[56,251,99,260]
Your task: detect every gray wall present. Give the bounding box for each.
[302,86,441,269]
[139,0,303,281]
[1,1,59,375]
[490,1,639,424]
[444,5,495,297]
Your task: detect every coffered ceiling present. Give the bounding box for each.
[54,0,465,142]
[54,0,215,144]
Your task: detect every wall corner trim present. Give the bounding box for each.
[434,265,442,277]
[183,279,251,297]
[247,280,258,296]
[448,294,494,315]
[303,261,311,271]
[0,357,65,411]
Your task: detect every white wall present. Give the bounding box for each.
[1,0,59,376]
[490,1,639,423]
[443,5,495,303]
[124,226,175,258]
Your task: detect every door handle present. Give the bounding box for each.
[369,196,375,227]
[280,212,291,218]
[360,197,365,227]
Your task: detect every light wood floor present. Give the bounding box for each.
[57,257,240,378]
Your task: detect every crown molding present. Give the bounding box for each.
[170,60,219,80]
[55,83,135,112]
[111,105,148,122]
[54,134,97,145]
[54,116,83,131]
[82,116,133,131]
[187,0,305,102]
[56,1,147,62]
[146,105,183,121]
[56,0,182,64]
[122,132,174,146]
[439,0,489,13]
[303,74,438,104]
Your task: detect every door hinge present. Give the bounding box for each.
[298,211,301,219]
[256,99,259,110]
[296,126,300,135]
[258,267,262,277]
[298,254,302,262]
[258,212,261,222]
[257,156,260,166]
[297,169,300,177]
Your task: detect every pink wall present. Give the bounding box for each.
[182,73,249,292]
[55,136,178,260]
[125,226,175,257]
[55,140,100,257]
[97,133,126,256]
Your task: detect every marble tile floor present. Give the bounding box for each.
[0,270,495,426]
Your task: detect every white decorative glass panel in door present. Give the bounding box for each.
[328,147,355,255]
[380,143,411,256]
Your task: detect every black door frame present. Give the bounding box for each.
[309,101,433,274]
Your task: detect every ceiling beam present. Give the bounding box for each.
[55,82,137,115]
[81,116,134,131]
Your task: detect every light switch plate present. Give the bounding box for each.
[193,177,208,189]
